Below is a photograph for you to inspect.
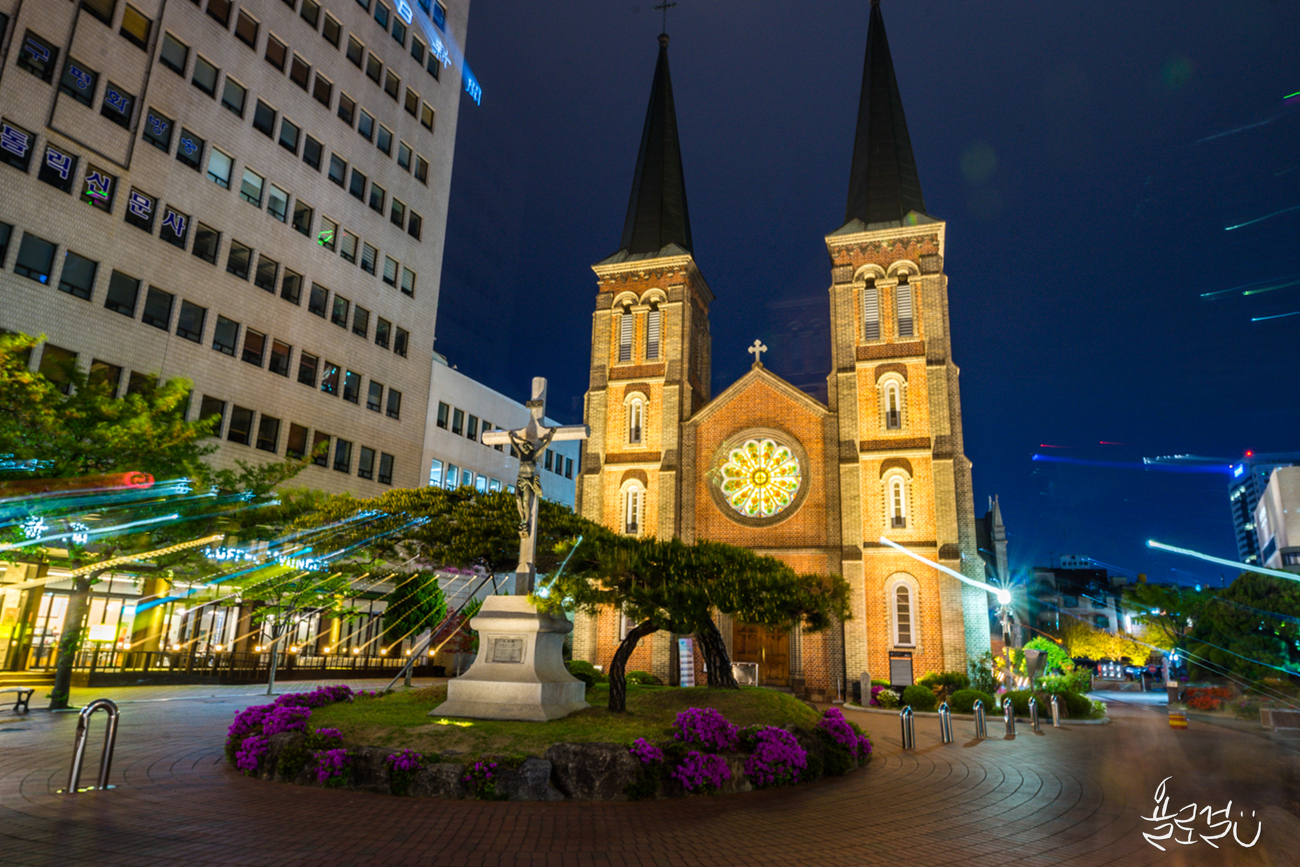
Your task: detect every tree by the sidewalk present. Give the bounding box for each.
[1186,572,1300,683]
[1123,578,1210,653]
[1055,618,1149,663]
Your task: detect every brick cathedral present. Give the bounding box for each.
[573,2,991,700]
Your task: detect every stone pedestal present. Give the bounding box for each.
[432,596,588,722]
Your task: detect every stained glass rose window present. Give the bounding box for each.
[718,438,802,518]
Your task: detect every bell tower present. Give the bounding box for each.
[827,0,991,683]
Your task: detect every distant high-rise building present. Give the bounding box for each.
[1255,467,1300,573]
[1229,453,1300,565]
[0,0,469,493]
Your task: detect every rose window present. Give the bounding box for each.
[718,438,802,518]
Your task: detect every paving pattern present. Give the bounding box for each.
[1,683,1298,867]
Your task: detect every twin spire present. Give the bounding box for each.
[612,1,925,260]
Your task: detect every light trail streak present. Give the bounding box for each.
[1242,278,1300,296]
[875,537,1009,603]
[1031,454,1232,473]
[1224,204,1300,231]
[0,512,181,552]
[1251,310,1300,322]
[1147,539,1300,584]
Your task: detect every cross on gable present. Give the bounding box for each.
[748,339,768,367]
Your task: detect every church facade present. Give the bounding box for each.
[573,2,991,700]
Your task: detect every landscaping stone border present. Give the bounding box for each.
[253,727,868,801]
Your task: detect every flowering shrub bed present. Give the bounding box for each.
[462,760,503,800]
[672,750,732,793]
[387,749,425,796]
[1184,686,1234,712]
[224,684,355,777]
[818,708,873,761]
[314,748,353,786]
[630,738,665,765]
[742,726,806,788]
[673,707,739,751]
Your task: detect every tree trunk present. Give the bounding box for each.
[49,573,98,710]
[695,617,739,690]
[607,620,658,713]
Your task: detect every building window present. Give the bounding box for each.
[175,300,206,342]
[312,73,332,106]
[199,396,226,436]
[398,142,412,170]
[394,328,408,357]
[18,31,59,82]
[414,155,429,183]
[14,233,56,284]
[38,145,78,193]
[101,83,136,129]
[265,34,287,71]
[119,5,152,50]
[303,135,322,170]
[221,77,246,117]
[451,408,464,436]
[88,360,123,395]
[1094,615,1109,630]
[360,243,377,274]
[342,370,361,403]
[623,485,643,536]
[281,269,303,305]
[349,168,367,200]
[227,406,254,446]
[893,582,915,647]
[887,474,908,529]
[176,130,204,170]
[301,0,321,29]
[333,438,353,473]
[862,280,880,341]
[411,36,426,65]
[618,311,633,362]
[338,92,356,125]
[369,182,385,213]
[323,15,341,46]
[253,100,276,136]
[358,110,375,142]
[385,70,400,99]
[444,463,459,489]
[377,125,393,155]
[60,58,99,106]
[297,352,319,386]
[239,169,264,206]
[319,218,338,251]
[241,330,266,367]
[308,283,329,317]
[206,0,232,28]
[58,251,97,300]
[37,344,77,394]
[124,189,156,232]
[212,316,239,356]
[389,198,406,229]
[400,268,416,297]
[420,103,434,130]
[366,380,383,412]
[374,2,390,28]
[645,309,661,360]
[331,295,350,327]
[366,52,383,82]
[234,9,258,49]
[256,415,280,453]
[82,0,114,27]
[0,121,34,172]
[159,33,189,75]
[352,305,370,338]
[382,256,398,286]
[467,415,479,442]
[269,340,292,376]
[267,185,289,222]
[191,55,218,96]
[292,201,313,236]
[407,211,422,240]
[320,361,340,395]
[347,35,364,67]
[895,276,914,338]
[206,147,233,188]
[82,165,116,211]
[428,458,443,487]
[104,271,140,317]
[286,423,309,459]
[375,318,391,349]
[311,432,330,466]
[290,55,311,89]
[565,458,573,479]
[378,453,394,485]
[141,286,174,330]
[390,13,406,44]
[226,240,252,279]
[357,446,376,480]
[436,402,450,429]
[882,380,903,430]
[628,397,644,444]
[328,154,347,187]
[386,389,401,420]
[254,254,279,291]
[192,223,220,264]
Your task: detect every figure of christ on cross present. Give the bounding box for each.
[481,377,589,595]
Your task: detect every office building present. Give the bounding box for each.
[1229,453,1300,566]
[1256,467,1300,573]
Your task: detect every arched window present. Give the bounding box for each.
[894,584,914,646]
[645,308,661,360]
[617,308,633,362]
[886,474,908,529]
[627,397,644,444]
[862,279,880,341]
[895,275,914,337]
[622,484,643,536]
[884,381,901,429]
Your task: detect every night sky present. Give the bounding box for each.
[434,0,1300,586]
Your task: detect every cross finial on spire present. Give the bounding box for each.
[748,339,768,367]
[653,1,677,34]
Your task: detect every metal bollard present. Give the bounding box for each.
[1051,694,1061,727]
[1029,695,1041,733]
[1004,697,1016,736]
[938,702,954,744]
[973,699,988,739]
[900,705,915,750]
[63,698,120,793]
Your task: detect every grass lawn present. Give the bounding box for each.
[308,684,824,762]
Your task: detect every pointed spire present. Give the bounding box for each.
[844,0,927,228]
[617,33,693,257]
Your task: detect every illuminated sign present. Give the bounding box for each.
[1233,464,1244,478]
[464,68,481,105]
[396,0,413,25]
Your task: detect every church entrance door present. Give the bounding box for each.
[733,623,789,687]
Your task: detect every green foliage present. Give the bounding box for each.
[1124,579,1208,652]
[918,670,970,700]
[381,574,447,651]
[874,688,899,709]
[626,670,658,685]
[901,684,937,712]
[947,689,996,714]
[1056,619,1148,663]
[1054,691,1093,717]
[1187,573,1300,683]
[1023,637,1073,675]
[818,730,854,777]
[1039,670,1092,695]
[567,660,604,688]
[968,652,999,694]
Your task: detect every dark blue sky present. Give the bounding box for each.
[435,0,1300,585]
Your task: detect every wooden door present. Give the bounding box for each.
[733,623,788,686]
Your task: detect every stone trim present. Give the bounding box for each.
[610,363,667,381]
[605,451,662,464]
[856,341,924,361]
[874,363,908,382]
[862,540,937,549]
[621,469,649,487]
[860,437,930,452]
[878,457,913,478]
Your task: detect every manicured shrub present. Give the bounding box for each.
[567,659,603,688]
[1039,669,1092,695]
[968,651,999,695]
[743,726,807,788]
[901,684,938,712]
[387,749,425,796]
[313,748,353,786]
[1184,686,1234,712]
[626,670,658,685]
[671,750,731,794]
[918,670,970,701]
[817,708,872,761]
[1057,690,1092,717]
[948,689,995,714]
[874,688,900,709]
[673,707,739,751]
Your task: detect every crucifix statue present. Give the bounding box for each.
[748,339,768,367]
[482,377,589,596]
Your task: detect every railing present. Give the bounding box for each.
[24,648,443,681]
[900,705,915,750]
[973,699,988,739]
[1004,697,1017,736]
[938,701,953,744]
[62,698,119,793]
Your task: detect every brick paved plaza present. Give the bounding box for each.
[2,685,1298,867]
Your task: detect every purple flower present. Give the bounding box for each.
[312,727,344,744]
[671,750,731,793]
[629,738,665,765]
[387,749,425,774]
[818,707,873,760]
[313,748,352,784]
[743,727,806,788]
[673,708,739,752]
[227,703,273,742]
[262,704,312,736]
[235,735,269,774]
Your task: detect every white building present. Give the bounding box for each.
[423,355,579,509]
[1256,467,1300,573]
[0,0,470,493]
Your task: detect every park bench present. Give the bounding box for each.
[1,686,35,713]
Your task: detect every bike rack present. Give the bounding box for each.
[62,698,119,793]
[973,699,988,739]
[900,705,915,750]
[1029,695,1042,733]
[1050,694,1062,728]
[938,702,954,744]
[1003,697,1016,736]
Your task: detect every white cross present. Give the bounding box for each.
[748,339,768,367]
[481,377,589,595]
